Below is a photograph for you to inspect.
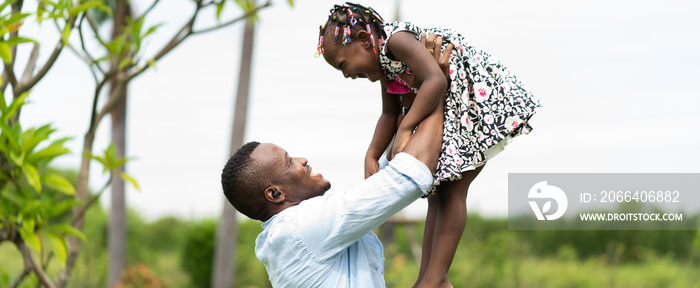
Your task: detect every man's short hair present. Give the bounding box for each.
[221,141,270,220]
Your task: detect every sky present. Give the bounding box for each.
[14,0,700,221]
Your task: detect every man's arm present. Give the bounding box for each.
[291,96,444,262]
[292,152,434,261]
[289,38,447,261]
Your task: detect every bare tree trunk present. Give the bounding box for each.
[108,1,131,287]
[57,130,95,288]
[212,12,257,288]
[108,83,127,288]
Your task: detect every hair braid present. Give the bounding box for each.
[316,2,386,57]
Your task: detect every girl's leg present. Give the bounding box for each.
[413,195,439,288]
[416,166,484,288]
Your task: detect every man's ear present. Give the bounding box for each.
[355,30,371,49]
[264,186,285,203]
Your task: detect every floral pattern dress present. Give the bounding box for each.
[379,21,542,192]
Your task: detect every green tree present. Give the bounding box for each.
[212,2,258,286]
[63,0,273,287]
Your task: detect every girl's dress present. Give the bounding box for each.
[379,21,542,192]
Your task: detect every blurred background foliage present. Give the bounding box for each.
[1,197,698,288]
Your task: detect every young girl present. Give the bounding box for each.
[316,3,541,287]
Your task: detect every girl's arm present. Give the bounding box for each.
[364,79,400,178]
[386,31,448,156]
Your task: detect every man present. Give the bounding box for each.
[221,37,450,287]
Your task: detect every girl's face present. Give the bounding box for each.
[322,31,385,82]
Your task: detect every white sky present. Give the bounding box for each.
[15,0,700,221]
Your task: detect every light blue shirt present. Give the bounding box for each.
[255,153,433,288]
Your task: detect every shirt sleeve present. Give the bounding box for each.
[287,152,433,262]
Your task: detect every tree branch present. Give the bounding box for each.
[20,44,40,84]
[3,62,19,89]
[126,8,199,81]
[137,0,160,21]
[85,12,101,39]
[77,14,102,80]
[94,76,125,125]
[10,234,31,288]
[85,67,117,135]
[127,1,271,81]
[9,266,30,288]
[71,176,112,226]
[18,242,56,288]
[1,0,23,95]
[35,252,54,288]
[191,1,271,35]
[20,37,66,94]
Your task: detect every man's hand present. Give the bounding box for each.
[364,155,380,179]
[399,33,454,88]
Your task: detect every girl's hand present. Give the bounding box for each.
[364,155,380,179]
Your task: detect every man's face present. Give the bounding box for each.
[252,143,331,202]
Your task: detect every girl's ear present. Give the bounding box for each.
[355,30,371,49]
[264,186,285,203]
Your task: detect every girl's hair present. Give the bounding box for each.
[316,2,386,56]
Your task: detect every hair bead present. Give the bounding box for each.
[348,9,356,25]
[317,3,387,56]
[343,25,352,45]
[366,24,377,53]
[334,26,339,44]
[316,35,325,57]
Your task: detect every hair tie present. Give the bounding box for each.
[348,9,356,25]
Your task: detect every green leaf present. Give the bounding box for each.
[84,151,108,173]
[21,126,52,154]
[0,90,7,111]
[35,1,46,22]
[19,227,42,253]
[118,57,131,70]
[3,91,29,122]
[112,157,128,169]
[287,0,294,7]
[4,12,31,27]
[1,188,23,206]
[49,199,81,218]
[216,1,225,19]
[23,218,35,234]
[0,122,21,153]
[46,231,67,267]
[119,172,139,190]
[43,173,76,195]
[0,169,9,181]
[67,0,105,17]
[51,224,86,241]
[61,24,71,46]
[126,17,144,52]
[0,42,11,64]
[22,163,41,193]
[143,24,162,38]
[105,143,116,160]
[26,142,71,165]
[0,0,15,13]
[9,150,25,166]
[19,199,42,215]
[2,36,36,46]
[147,59,156,69]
